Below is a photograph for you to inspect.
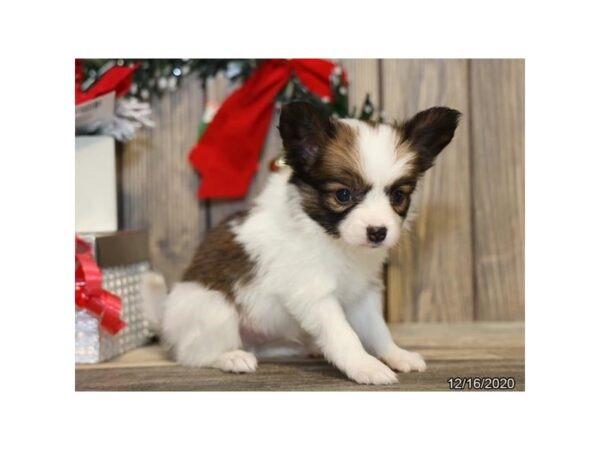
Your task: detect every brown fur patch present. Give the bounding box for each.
[181,211,254,300]
[385,177,417,217]
[384,131,420,217]
[290,120,372,235]
[315,121,368,192]
[390,125,431,189]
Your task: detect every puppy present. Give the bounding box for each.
[162,101,460,384]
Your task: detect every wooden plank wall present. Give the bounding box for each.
[119,59,524,322]
[120,75,205,285]
[470,60,525,321]
[383,60,473,322]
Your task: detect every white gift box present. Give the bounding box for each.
[75,230,154,363]
[75,136,118,233]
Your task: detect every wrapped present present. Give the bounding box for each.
[75,61,153,142]
[75,136,118,233]
[75,230,154,363]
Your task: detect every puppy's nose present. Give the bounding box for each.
[367,226,387,244]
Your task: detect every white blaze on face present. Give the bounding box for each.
[337,120,416,248]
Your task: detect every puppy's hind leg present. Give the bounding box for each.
[162,282,257,373]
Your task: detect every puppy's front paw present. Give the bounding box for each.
[213,350,258,373]
[382,347,426,373]
[346,355,398,385]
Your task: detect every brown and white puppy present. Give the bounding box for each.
[161,101,461,384]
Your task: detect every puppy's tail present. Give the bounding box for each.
[140,271,168,335]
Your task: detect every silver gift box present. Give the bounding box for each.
[75,230,154,363]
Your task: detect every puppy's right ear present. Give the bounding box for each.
[278,101,334,174]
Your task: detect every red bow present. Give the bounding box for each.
[188,59,347,199]
[75,236,126,335]
[75,60,138,105]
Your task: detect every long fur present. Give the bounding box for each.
[158,102,460,384]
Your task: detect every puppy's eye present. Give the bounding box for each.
[391,188,404,204]
[335,188,352,204]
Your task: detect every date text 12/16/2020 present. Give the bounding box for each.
[447,377,516,390]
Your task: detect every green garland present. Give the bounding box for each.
[80,59,258,100]
[79,59,382,121]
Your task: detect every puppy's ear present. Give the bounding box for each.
[278,101,334,174]
[402,106,462,171]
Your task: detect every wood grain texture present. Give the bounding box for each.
[121,76,205,286]
[382,60,473,322]
[339,59,379,113]
[470,60,525,320]
[76,322,524,391]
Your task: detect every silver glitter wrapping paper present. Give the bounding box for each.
[75,261,154,363]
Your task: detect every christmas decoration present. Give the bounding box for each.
[79,59,258,102]
[75,231,154,363]
[197,99,222,140]
[76,58,383,188]
[75,60,138,105]
[76,59,259,141]
[98,97,154,141]
[188,59,342,199]
[188,59,383,200]
[75,60,154,141]
[75,236,126,335]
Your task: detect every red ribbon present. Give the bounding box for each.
[188,59,347,199]
[75,60,138,105]
[75,236,126,335]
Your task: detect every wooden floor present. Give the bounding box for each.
[76,322,524,391]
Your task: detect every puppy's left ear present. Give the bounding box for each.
[402,106,462,171]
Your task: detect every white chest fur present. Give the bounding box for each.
[232,171,387,343]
